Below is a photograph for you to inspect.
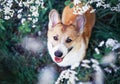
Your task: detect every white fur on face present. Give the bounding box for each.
[53,43,68,58]
[47,39,68,63]
[47,39,86,67]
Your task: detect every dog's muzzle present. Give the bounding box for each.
[54,47,73,63]
[54,50,63,57]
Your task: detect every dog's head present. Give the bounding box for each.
[47,9,87,67]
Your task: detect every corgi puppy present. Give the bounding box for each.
[47,4,95,67]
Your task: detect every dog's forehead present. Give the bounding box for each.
[53,24,78,35]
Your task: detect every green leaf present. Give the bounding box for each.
[105,47,112,54]
[48,0,53,10]
[19,22,31,33]
[110,0,118,5]
[0,19,5,30]
[65,0,71,6]
[93,54,102,60]
[0,24,5,30]
[69,3,74,8]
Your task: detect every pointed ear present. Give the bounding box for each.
[75,15,86,33]
[48,9,61,30]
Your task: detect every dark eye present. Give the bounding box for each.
[66,37,72,43]
[53,36,58,41]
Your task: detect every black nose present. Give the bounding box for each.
[54,50,63,57]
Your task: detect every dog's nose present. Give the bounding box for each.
[54,50,63,57]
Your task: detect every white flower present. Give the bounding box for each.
[92,64,104,84]
[117,3,120,12]
[104,67,112,73]
[15,0,19,3]
[101,52,116,65]
[90,9,96,13]
[3,6,11,15]
[73,0,120,16]
[98,41,105,47]
[96,2,102,7]
[82,59,90,64]
[28,17,32,21]
[74,0,81,5]
[28,14,31,17]
[78,82,92,84]
[37,66,56,84]
[95,47,100,54]
[19,1,23,7]
[17,9,23,13]
[32,11,39,17]
[30,6,37,12]
[91,58,99,65]
[0,0,45,28]
[89,0,94,4]
[23,2,30,7]
[28,0,35,4]
[112,43,120,50]
[111,3,120,12]
[32,18,38,23]
[32,25,36,28]
[38,31,42,36]
[17,14,22,19]
[6,2,13,8]
[104,4,110,8]
[0,8,2,12]
[82,4,90,12]
[21,36,45,53]
[55,69,78,84]
[10,10,14,17]
[40,0,45,8]
[21,18,26,24]
[105,38,118,48]
[81,63,91,68]
[7,0,13,3]
[1,0,7,5]
[73,3,90,15]
[4,15,10,20]
[4,7,14,17]
[35,0,41,5]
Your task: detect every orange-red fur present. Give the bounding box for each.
[62,5,95,46]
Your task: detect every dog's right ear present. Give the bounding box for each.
[74,15,86,34]
[48,9,61,30]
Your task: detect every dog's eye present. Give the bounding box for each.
[66,37,72,43]
[53,36,58,41]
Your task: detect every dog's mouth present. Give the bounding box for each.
[54,47,73,63]
[54,57,63,63]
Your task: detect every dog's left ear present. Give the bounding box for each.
[48,9,61,30]
[75,15,86,33]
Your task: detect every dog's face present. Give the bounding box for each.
[47,9,86,67]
